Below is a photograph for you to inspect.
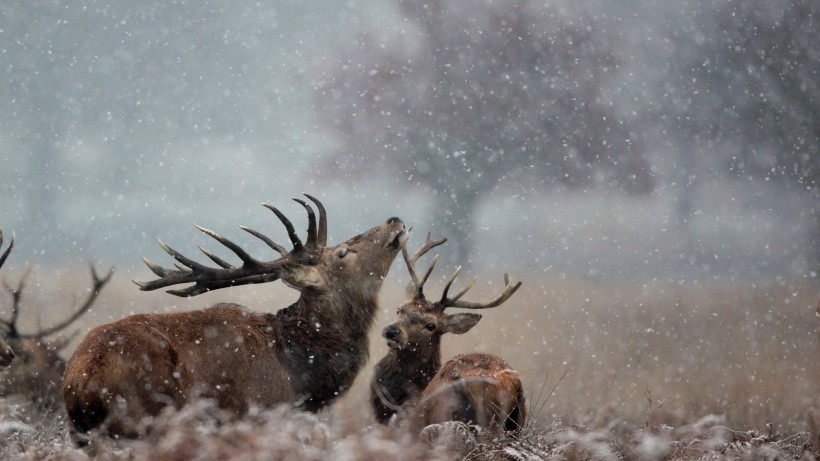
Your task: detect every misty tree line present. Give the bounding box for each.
[315,0,818,265]
[0,0,817,270]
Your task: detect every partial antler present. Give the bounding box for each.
[0,228,13,270]
[436,272,522,310]
[0,256,113,340]
[135,194,327,297]
[28,264,114,340]
[402,232,447,300]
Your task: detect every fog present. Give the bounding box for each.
[0,0,817,282]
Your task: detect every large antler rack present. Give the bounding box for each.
[135,194,327,297]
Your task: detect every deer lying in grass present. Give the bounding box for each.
[371,234,526,434]
[62,195,407,441]
[0,228,113,402]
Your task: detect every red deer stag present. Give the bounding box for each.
[371,233,526,434]
[62,195,407,441]
[0,228,113,403]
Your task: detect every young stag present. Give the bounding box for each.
[62,195,407,440]
[371,234,526,433]
[0,228,113,402]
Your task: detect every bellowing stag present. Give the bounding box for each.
[371,234,526,433]
[0,228,113,403]
[62,195,407,441]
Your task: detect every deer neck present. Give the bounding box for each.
[273,286,381,412]
[395,337,442,385]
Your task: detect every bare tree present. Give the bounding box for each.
[314,0,654,263]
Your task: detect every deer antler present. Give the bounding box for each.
[0,250,113,340]
[0,228,13,269]
[437,272,522,310]
[28,264,114,340]
[402,232,447,300]
[135,194,327,297]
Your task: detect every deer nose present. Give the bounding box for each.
[383,325,401,340]
[387,217,403,226]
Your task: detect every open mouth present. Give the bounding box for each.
[385,339,405,350]
[387,228,408,250]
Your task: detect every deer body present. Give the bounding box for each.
[420,353,525,431]
[371,234,526,433]
[62,197,406,439]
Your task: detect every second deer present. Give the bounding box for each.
[371,233,526,434]
[0,228,113,403]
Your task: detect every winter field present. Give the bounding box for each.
[1,267,817,460]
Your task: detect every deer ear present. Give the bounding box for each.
[441,313,482,334]
[281,265,323,290]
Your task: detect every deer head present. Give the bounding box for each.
[136,194,406,300]
[382,233,522,355]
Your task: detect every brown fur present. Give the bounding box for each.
[420,353,526,431]
[63,215,407,439]
[370,241,525,432]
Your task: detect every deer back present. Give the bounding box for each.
[419,353,526,432]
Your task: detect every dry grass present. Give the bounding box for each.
[1,266,818,459]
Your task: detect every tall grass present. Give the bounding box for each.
[1,265,817,459]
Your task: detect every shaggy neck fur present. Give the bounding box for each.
[274,279,383,412]
[371,335,443,423]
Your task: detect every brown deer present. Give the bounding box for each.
[0,228,113,403]
[371,233,526,434]
[62,195,408,441]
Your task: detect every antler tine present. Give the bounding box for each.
[196,225,260,267]
[157,238,210,271]
[292,198,318,249]
[437,266,479,308]
[443,273,522,310]
[0,229,13,269]
[238,226,287,255]
[401,232,447,299]
[31,264,114,340]
[408,232,447,266]
[416,254,439,298]
[2,266,33,338]
[198,246,234,269]
[303,193,327,246]
[263,203,304,253]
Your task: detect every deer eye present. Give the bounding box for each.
[425,323,436,331]
[338,248,349,258]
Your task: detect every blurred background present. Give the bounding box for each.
[0,0,818,433]
[0,0,816,278]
